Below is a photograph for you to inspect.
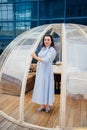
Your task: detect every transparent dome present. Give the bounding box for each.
[0,23,87,129]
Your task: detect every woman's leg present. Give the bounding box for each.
[39,104,45,108]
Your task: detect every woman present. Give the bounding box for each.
[31,34,56,112]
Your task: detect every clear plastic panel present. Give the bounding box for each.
[0,24,49,121]
[0,39,35,119]
[52,24,62,62]
[0,24,48,71]
[65,24,87,127]
[79,24,87,34]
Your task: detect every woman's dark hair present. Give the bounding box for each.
[42,34,55,48]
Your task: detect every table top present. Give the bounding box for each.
[53,65,62,74]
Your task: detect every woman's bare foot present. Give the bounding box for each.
[37,105,45,112]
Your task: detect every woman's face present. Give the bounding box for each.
[44,36,52,47]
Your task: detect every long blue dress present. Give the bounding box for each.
[32,46,56,106]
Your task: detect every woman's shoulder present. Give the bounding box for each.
[49,47,56,52]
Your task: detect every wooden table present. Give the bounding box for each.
[53,65,62,94]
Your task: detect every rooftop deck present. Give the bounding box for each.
[0,90,87,129]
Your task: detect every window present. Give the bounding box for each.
[15,2,38,20]
[0,4,13,21]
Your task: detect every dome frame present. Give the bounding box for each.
[0,23,87,130]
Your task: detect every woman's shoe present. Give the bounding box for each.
[45,107,51,112]
[37,107,45,112]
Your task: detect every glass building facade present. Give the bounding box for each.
[0,0,87,54]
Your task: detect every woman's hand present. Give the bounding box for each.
[31,52,42,62]
[31,53,37,59]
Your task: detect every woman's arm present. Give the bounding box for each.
[31,53,42,62]
[31,48,56,63]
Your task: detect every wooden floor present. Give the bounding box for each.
[0,91,87,128]
[66,96,87,127]
[24,91,60,128]
[0,116,87,130]
[0,115,43,130]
